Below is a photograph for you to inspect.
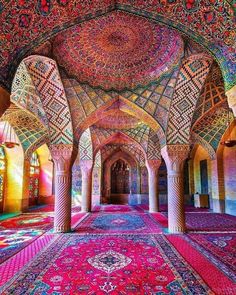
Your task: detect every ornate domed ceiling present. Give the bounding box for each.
[95,110,140,130]
[53,11,184,91]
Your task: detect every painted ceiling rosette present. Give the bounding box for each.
[53,11,183,91]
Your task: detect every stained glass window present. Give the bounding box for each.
[0,146,6,205]
[29,152,40,199]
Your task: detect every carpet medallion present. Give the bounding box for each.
[0,234,211,294]
[76,213,163,234]
[0,229,44,264]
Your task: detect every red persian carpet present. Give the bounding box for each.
[75,212,163,234]
[186,233,236,278]
[185,212,236,232]
[0,233,56,287]
[0,234,213,294]
[167,235,236,294]
[0,213,54,230]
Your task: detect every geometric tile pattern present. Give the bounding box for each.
[191,133,216,160]
[79,128,93,161]
[11,62,48,126]
[192,106,234,151]
[167,58,211,144]
[1,104,48,157]
[118,68,180,131]
[12,56,73,145]
[94,150,101,168]
[91,123,161,160]
[192,62,227,125]
[63,75,167,144]
[101,144,146,166]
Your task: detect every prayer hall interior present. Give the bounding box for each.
[0,1,235,294]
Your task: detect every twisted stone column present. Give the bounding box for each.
[146,159,161,212]
[80,160,94,212]
[162,145,190,233]
[51,145,73,233]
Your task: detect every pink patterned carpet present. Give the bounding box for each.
[0,205,235,294]
[0,234,213,294]
[186,233,236,279]
[186,212,236,232]
[0,213,53,230]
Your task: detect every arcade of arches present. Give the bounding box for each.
[0,1,236,293]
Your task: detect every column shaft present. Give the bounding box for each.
[146,159,161,213]
[80,160,93,212]
[51,145,73,233]
[162,145,189,233]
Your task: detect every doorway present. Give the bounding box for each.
[111,159,130,194]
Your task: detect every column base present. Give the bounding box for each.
[168,226,186,234]
[149,207,159,213]
[81,206,91,213]
[212,199,225,213]
[53,224,71,233]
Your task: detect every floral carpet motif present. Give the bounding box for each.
[186,233,236,280]
[76,213,163,233]
[0,213,53,231]
[0,234,211,294]
[0,229,44,264]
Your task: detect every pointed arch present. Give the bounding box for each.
[11,55,73,145]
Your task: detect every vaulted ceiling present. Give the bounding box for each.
[0,1,235,161]
[0,1,235,91]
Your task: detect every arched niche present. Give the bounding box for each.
[191,144,212,206]
[102,150,138,205]
[221,123,236,216]
[36,144,53,205]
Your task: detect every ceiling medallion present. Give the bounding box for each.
[53,11,183,91]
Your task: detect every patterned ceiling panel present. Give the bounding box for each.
[192,63,227,125]
[53,11,183,91]
[95,110,140,130]
[1,104,48,155]
[192,105,234,151]
[0,2,234,91]
[0,1,115,89]
[62,76,167,144]
[101,144,146,166]
[91,123,161,159]
[117,1,236,90]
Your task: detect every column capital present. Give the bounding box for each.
[161,144,190,172]
[51,144,73,172]
[145,159,161,176]
[226,85,236,117]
